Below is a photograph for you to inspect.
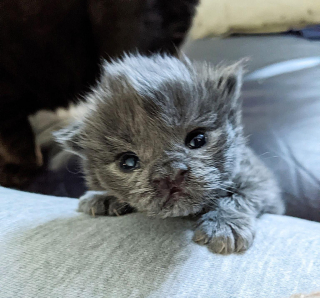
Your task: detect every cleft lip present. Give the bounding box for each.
[162,187,184,208]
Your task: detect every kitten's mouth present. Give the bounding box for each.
[162,187,184,208]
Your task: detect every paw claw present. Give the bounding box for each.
[194,212,255,254]
[192,230,209,244]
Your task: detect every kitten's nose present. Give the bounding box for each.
[152,167,189,190]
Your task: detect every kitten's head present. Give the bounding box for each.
[56,54,245,218]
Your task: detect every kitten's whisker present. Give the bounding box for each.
[200,186,235,195]
[258,151,270,157]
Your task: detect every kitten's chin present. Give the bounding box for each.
[128,191,205,218]
[146,199,204,218]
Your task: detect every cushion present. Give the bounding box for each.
[190,0,320,39]
[1,186,320,298]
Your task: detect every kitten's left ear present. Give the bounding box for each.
[53,121,85,159]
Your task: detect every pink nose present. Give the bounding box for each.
[152,169,188,191]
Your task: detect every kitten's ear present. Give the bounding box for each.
[53,121,85,158]
[216,60,245,104]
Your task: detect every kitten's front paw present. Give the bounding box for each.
[78,191,135,216]
[193,211,255,254]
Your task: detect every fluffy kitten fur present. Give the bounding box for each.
[56,54,285,254]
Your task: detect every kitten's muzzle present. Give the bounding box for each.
[152,168,188,196]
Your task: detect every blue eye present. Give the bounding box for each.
[186,129,206,149]
[119,152,139,171]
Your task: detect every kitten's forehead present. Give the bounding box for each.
[98,57,219,129]
[93,79,213,146]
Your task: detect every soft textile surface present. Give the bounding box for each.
[0,187,320,298]
[190,0,320,38]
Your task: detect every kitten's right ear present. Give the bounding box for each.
[216,61,245,104]
[53,122,85,158]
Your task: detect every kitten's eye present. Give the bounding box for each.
[119,152,139,171]
[185,129,206,149]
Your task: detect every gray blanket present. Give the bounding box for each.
[1,187,319,298]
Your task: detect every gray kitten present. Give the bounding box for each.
[55,54,284,254]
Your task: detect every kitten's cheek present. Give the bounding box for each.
[94,170,110,190]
